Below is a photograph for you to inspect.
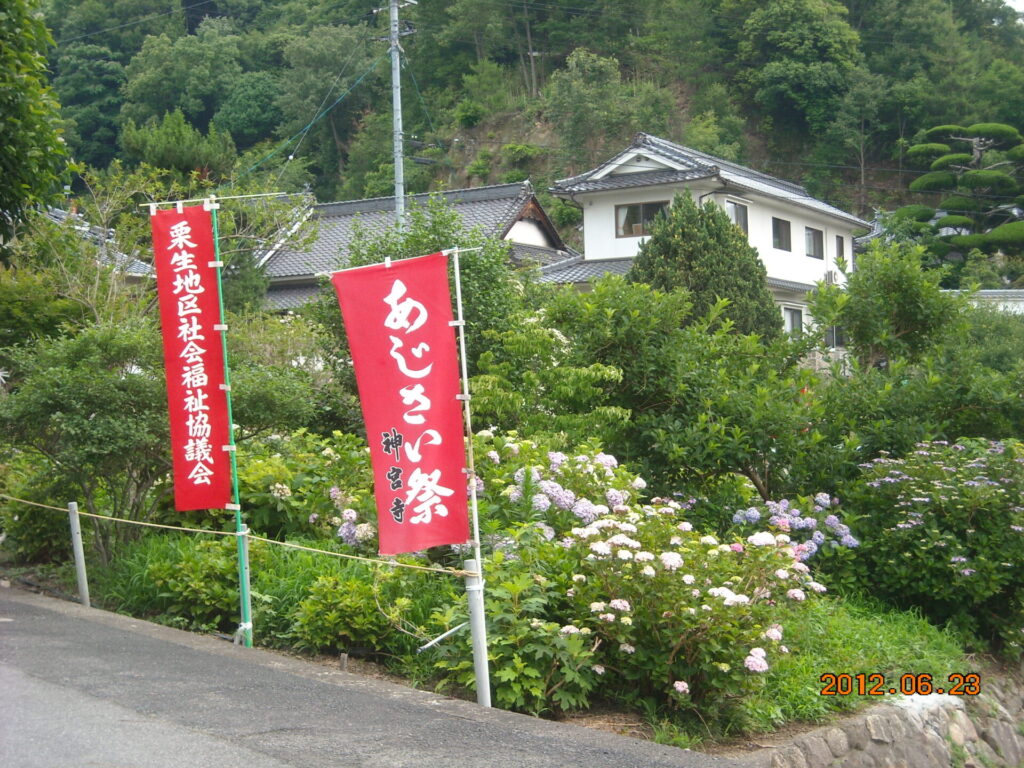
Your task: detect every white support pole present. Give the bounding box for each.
[463,559,491,707]
[450,247,490,706]
[67,502,90,608]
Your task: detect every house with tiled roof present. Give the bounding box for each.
[545,133,870,334]
[261,181,574,310]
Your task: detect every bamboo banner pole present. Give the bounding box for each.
[207,196,254,648]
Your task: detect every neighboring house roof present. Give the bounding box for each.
[261,181,576,310]
[552,133,869,229]
[262,181,567,281]
[539,254,817,294]
[43,207,153,277]
[538,255,633,284]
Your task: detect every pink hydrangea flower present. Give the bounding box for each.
[744,654,769,673]
[673,680,690,694]
[786,588,807,601]
[609,599,632,611]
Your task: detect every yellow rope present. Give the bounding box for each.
[0,493,473,578]
[247,534,473,578]
[0,494,68,513]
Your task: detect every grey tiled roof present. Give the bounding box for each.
[265,282,323,310]
[264,182,547,279]
[538,256,818,294]
[510,242,580,267]
[538,256,634,284]
[552,133,869,229]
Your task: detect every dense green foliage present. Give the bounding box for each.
[897,122,1024,274]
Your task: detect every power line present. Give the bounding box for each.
[58,0,216,44]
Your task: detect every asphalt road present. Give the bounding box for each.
[0,587,746,768]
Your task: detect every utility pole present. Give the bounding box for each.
[388,0,416,229]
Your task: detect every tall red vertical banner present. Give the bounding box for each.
[332,253,470,555]
[151,205,233,511]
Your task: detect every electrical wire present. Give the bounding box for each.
[274,38,373,188]
[231,54,387,186]
[58,0,217,44]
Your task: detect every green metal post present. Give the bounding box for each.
[209,199,253,648]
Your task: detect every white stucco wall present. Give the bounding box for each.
[505,218,552,247]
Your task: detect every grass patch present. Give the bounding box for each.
[738,596,969,732]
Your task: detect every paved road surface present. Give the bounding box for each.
[0,587,745,767]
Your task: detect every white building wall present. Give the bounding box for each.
[578,184,856,289]
[505,219,552,247]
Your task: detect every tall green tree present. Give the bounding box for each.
[121,18,242,131]
[122,110,237,181]
[275,24,381,200]
[53,44,125,168]
[0,0,68,255]
[735,0,862,135]
[809,241,966,368]
[627,194,782,340]
[542,48,673,169]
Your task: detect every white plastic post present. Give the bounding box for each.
[67,502,90,608]
[463,558,491,707]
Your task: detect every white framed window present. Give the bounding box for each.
[772,217,792,251]
[805,227,824,259]
[615,201,668,238]
[835,235,845,262]
[783,306,803,337]
[725,200,748,234]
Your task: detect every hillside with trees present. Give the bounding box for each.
[38,0,1024,232]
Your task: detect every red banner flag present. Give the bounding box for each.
[151,205,233,511]
[332,253,470,555]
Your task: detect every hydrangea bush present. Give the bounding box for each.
[832,439,1024,654]
[563,500,825,724]
[471,430,647,533]
[435,434,827,724]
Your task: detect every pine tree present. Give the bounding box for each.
[627,193,782,339]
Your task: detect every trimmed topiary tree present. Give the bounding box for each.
[627,193,782,340]
[902,122,1024,265]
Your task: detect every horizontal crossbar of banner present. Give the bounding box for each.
[0,493,474,578]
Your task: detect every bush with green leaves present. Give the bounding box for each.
[144,537,262,632]
[290,575,392,653]
[235,430,375,542]
[827,438,1024,655]
[433,535,599,716]
[0,450,72,563]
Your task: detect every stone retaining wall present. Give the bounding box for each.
[733,669,1024,768]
